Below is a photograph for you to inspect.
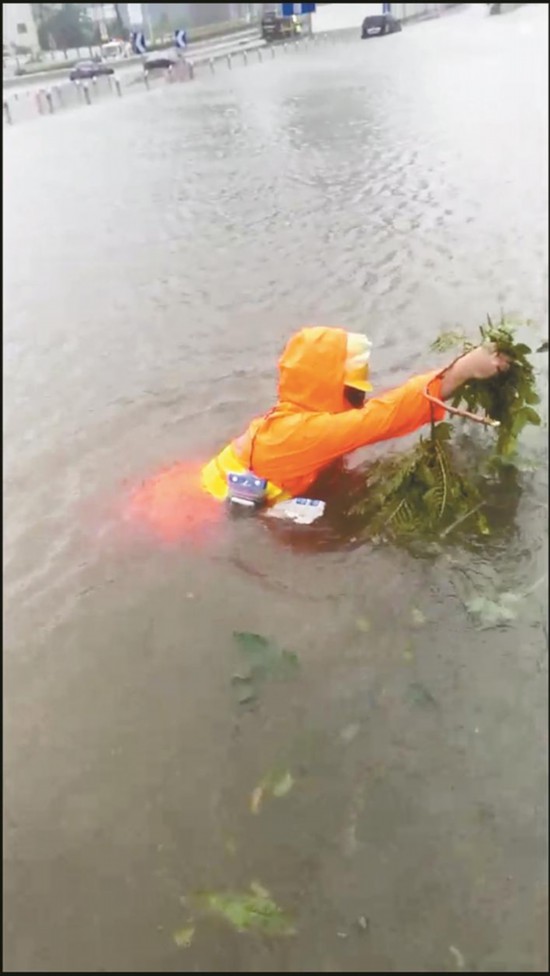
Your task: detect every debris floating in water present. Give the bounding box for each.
[250,768,295,814]
[232,631,299,706]
[173,923,195,949]
[406,682,438,709]
[356,616,371,633]
[411,607,427,627]
[449,944,466,970]
[340,723,361,744]
[193,883,296,936]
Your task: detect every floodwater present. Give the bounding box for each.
[3,5,548,972]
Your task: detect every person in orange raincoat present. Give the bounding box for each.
[201,326,509,505]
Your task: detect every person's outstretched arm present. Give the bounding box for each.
[282,345,510,472]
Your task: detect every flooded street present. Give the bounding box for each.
[3,5,548,972]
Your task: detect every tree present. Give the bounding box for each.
[113,4,126,35]
[110,4,129,40]
[79,3,130,42]
[33,3,96,50]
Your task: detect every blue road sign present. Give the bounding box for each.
[130,31,147,55]
[175,29,187,49]
[281,3,316,15]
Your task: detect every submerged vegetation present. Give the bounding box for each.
[349,421,489,539]
[348,318,541,543]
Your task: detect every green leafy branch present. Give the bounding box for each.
[347,316,541,543]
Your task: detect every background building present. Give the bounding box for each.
[3,3,40,55]
[119,3,263,35]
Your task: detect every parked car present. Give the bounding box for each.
[361,14,402,39]
[69,60,115,81]
[261,12,302,42]
[143,50,179,72]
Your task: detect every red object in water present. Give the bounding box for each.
[126,461,223,545]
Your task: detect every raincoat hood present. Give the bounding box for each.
[277,327,351,413]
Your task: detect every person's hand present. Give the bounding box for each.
[459,343,511,381]
[439,343,511,400]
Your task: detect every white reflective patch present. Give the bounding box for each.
[266,498,326,525]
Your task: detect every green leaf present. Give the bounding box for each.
[518,406,541,426]
[233,632,299,680]
[407,682,438,708]
[173,924,195,948]
[451,317,541,458]
[271,770,295,798]
[231,633,299,705]
[251,767,295,812]
[195,886,296,936]
[430,331,467,353]
[411,608,427,627]
[340,722,361,742]
[233,631,271,664]
[356,616,371,633]
[236,686,257,706]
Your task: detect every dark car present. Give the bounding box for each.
[144,48,181,72]
[261,12,302,42]
[69,60,114,81]
[361,14,402,39]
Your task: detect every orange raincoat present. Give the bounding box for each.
[201,327,446,502]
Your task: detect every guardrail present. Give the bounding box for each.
[2,25,261,91]
[3,33,339,127]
